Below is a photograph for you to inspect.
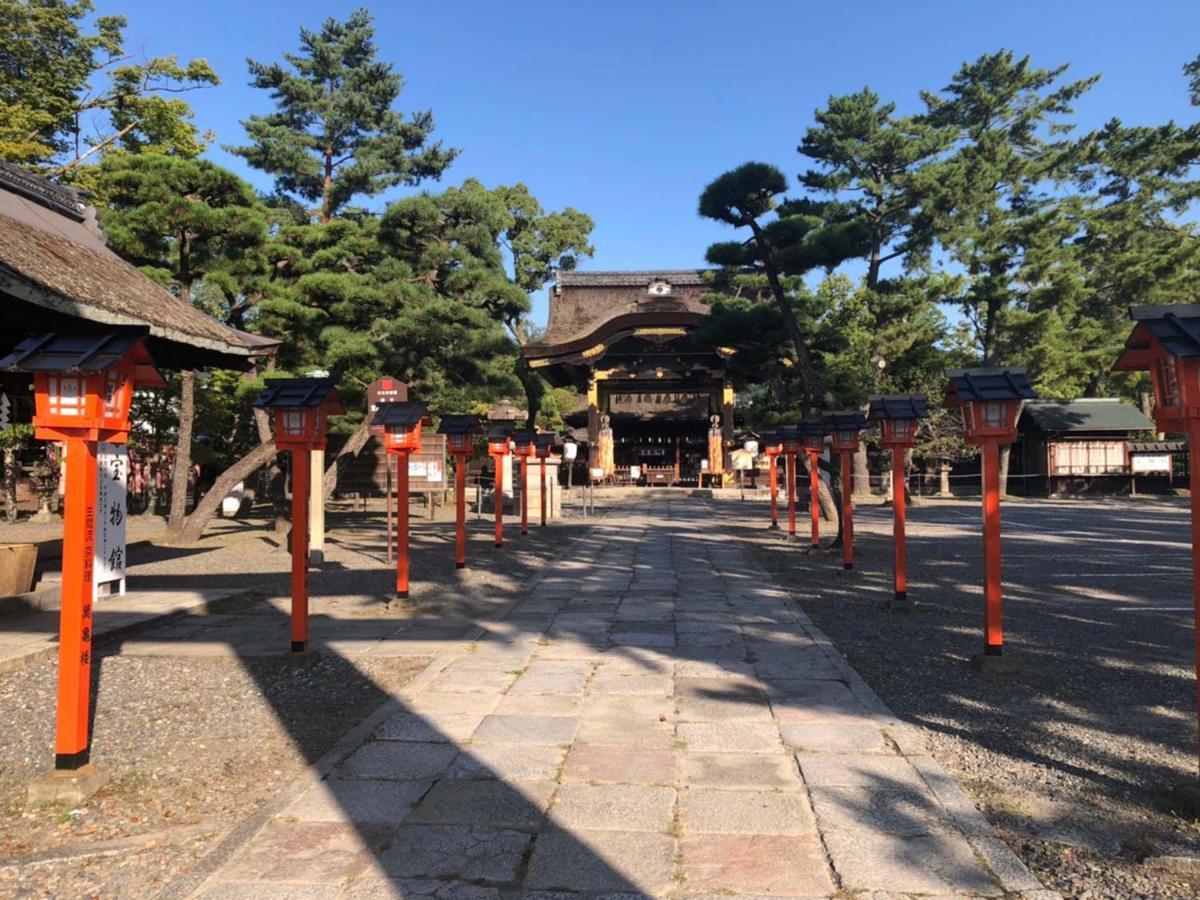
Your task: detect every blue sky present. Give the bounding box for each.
[114,0,1200,325]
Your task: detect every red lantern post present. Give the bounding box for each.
[824,412,868,569]
[944,368,1035,668]
[778,426,802,539]
[535,433,556,527]
[869,396,928,610]
[372,401,428,599]
[438,416,481,569]
[1115,306,1200,810]
[513,431,536,536]
[800,422,825,549]
[487,426,513,547]
[760,430,783,530]
[0,333,166,773]
[255,378,343,651]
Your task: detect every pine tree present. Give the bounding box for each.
[99,154,268,536]
[229,7,456,223]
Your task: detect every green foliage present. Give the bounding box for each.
[0,0,217,171]
[228,7,456,223]
[0,423,35,450]
[98,154,268,303]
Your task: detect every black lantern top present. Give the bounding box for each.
[512,430,537,451]
[534,433,557,451]
[944,367,1036,405]
[371,400,429,428]
[868,395,929,421]
[254,377,343,413]
[822,410,868,433]
[1119,304,1200,364]
[0,331,158,376]
[437,415,481,436]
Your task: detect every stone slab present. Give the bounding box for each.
[561,743,677,785]
[524,829,676,894]
[26,764,109,806]
[551,783,676,832]
[406,779,555,830]
[471,714,578,745]
[377,824,530,883]
[282,778,430,825]
[339,741,458,781]
[680,752,803,791]
[680,788,817,835]
[680,833,835,896]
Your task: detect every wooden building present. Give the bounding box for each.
[523,270,733,486]
[1016,398,1156,496]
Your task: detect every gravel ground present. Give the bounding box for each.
[0,496,596,897]
[715,493,1200,900]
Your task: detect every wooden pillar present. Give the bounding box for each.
[768,455,779,529]
[841,450,853,569]
[55,437,98,769]
[396,449,411,598]
[455,454,467,568]
[290,449,310,651]
[809,451,821,549]
[587,374,600,469]
[721,381,735,479]
[674,435,681,484]
[308,447,325,564]
[890,447,909,610]
[520,455,529,536]
[787,453,796,537]
[981,438,1003,655]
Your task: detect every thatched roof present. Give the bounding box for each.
[0,161,277,371]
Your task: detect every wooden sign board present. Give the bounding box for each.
[367,377,408,434]
[407,435,447,492]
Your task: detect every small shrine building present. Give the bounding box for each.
[523,270,734,485]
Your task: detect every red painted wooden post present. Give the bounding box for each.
[540,456,547,527]
[893,447,907,605]
[56,437,97,768]
[769,454,778,529]
[494,461,504,547]
[1191,424,1200,773]
[455,453,467,568]
[290,449,310,649]
[981,438,1003,655]
[787,454,797,537]
[841,450,853,569]
[809,451,821,549]
[520,455,529,536]
[396,449,410,597]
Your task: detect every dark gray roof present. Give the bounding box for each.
[798,420,825,437]
[370,401,428,427]
[1128,305,1200,358]
[513,430,538,447]
[946,367,1037,402]
[0,331,145,372]
[1129,440,1184,452]
[868,395,929,420]
[437,415,481,435]
[1021,399,1153,433]
[255,378,338,409]
[557,269,712,287]
[823,410,868,432]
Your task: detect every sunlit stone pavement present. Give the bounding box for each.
[189,498,1053,898]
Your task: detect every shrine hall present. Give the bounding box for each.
[523,270,735,486]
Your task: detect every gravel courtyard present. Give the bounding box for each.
[720,493,1200,899]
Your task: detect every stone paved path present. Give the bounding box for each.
[188,499,1052,898]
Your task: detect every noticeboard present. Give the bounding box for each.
[1131,453,1171,474]
[94,442,127,595]
[407,434,446,491]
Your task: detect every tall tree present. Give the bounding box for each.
[229,7,456,224]
[919,50,1098,366]
[0,0,217,172]
[799,88,954,289]
[495,184,594,427]
[99,154,268,536]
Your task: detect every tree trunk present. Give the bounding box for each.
[323,420,371,499]
[515,355,543,429]
[174,440,279,544]
[809,454,840,530]
[166,369,195,538]
[852,443,871,498]
[3,446,18,523]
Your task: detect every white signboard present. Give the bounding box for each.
[94,442,127,596]
[408,459,444,483]
[1131,453,1171,474]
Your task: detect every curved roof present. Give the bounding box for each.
[539,269,715,347]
